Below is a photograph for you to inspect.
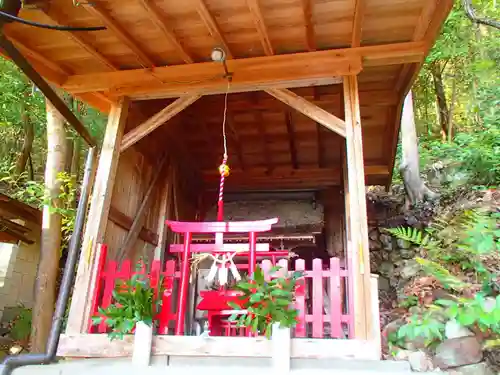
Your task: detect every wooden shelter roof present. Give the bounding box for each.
[1,0,452,191]
[0,193,41,244]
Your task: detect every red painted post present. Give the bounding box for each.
[175,232,192,335]
[330,257,343,338]
[98,259,117,333]
[294,258,306,338]
[249,232,257,275]
[88,244,107,333]
[158,260,176,334]
[312,258,324,338]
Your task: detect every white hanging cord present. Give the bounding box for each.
[222,80,230,158]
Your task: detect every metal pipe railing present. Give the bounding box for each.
[1,147,97,375]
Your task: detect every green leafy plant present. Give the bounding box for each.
[228,265,304,339]
[91,271,163,340]
[8,306,32,343]
[386,208,500,349]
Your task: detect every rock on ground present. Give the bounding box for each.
[408,350,434,372]
[434,337,483,369]
[446,362,495,375]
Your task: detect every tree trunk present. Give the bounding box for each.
[64,137,74,174]
[400,91,438,207]
[15,93,34,177]
[430,63,449,141]
[447,76,457,142]
[71,137,81,181]
[30,99,67,353]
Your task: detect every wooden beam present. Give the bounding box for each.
[136,0,193,64]
[351,0,366,47]
[61,42,426,98]
[343,75,372,340]
[120,95,201,152]
[66,97,129,334]
[57,334,380,360]
[246,0,273,56]
[361,42,425,67]
[108,206,158,246]
[82,2,155,68]
[40,8,118,71]
[203,165,389,190]
[265,88,346,138]
[116,154,168,262]
[285,111,298,169]
[301,0,315,51]
[195,0,233,59]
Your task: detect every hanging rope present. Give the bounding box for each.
[216,80,231,222]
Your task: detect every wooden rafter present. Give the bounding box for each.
[246,0,273,56]
[301,0,315,51]
[195,0,233,59]
[82,2,155,68]
[121,95,201,152]
[40,8,118,71]
[62,42,426,99]
[136,0,193,64]
[285,111,298,169]
[351,0,366,47]
[265,88,346,138]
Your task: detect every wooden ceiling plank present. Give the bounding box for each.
[61,42,426,99]
[121,95,201,152]
[226,114,246,170]
[137,0,193,64]
[285,111,299,169]
[301,0,315,51]
[265,88,346,138]
[195,0,233,59]
[1,33,69,83]
[246,0,274,56]
[351,0,366,47]
[82,2,155,68]
[413,0,439,41]
[41,9,118,71]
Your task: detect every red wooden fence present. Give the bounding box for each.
[88,244,353,338]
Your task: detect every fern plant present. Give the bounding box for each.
[386,208,500,349]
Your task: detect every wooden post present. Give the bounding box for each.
[342,75,373,340]
[370,274,382,358]
[66,97,130,334]
[31,99,67,352]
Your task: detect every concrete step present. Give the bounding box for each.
[3,356,413,375]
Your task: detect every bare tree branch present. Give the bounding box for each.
[462,0,500,30]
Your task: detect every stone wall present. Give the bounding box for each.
[366,189,500,375]
[0,239,40,319]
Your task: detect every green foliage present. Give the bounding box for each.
[394,0,500,190]
[227,266,303,339]
[8,306,32,343]
[91,265,164,340]
[387,208,500,349]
